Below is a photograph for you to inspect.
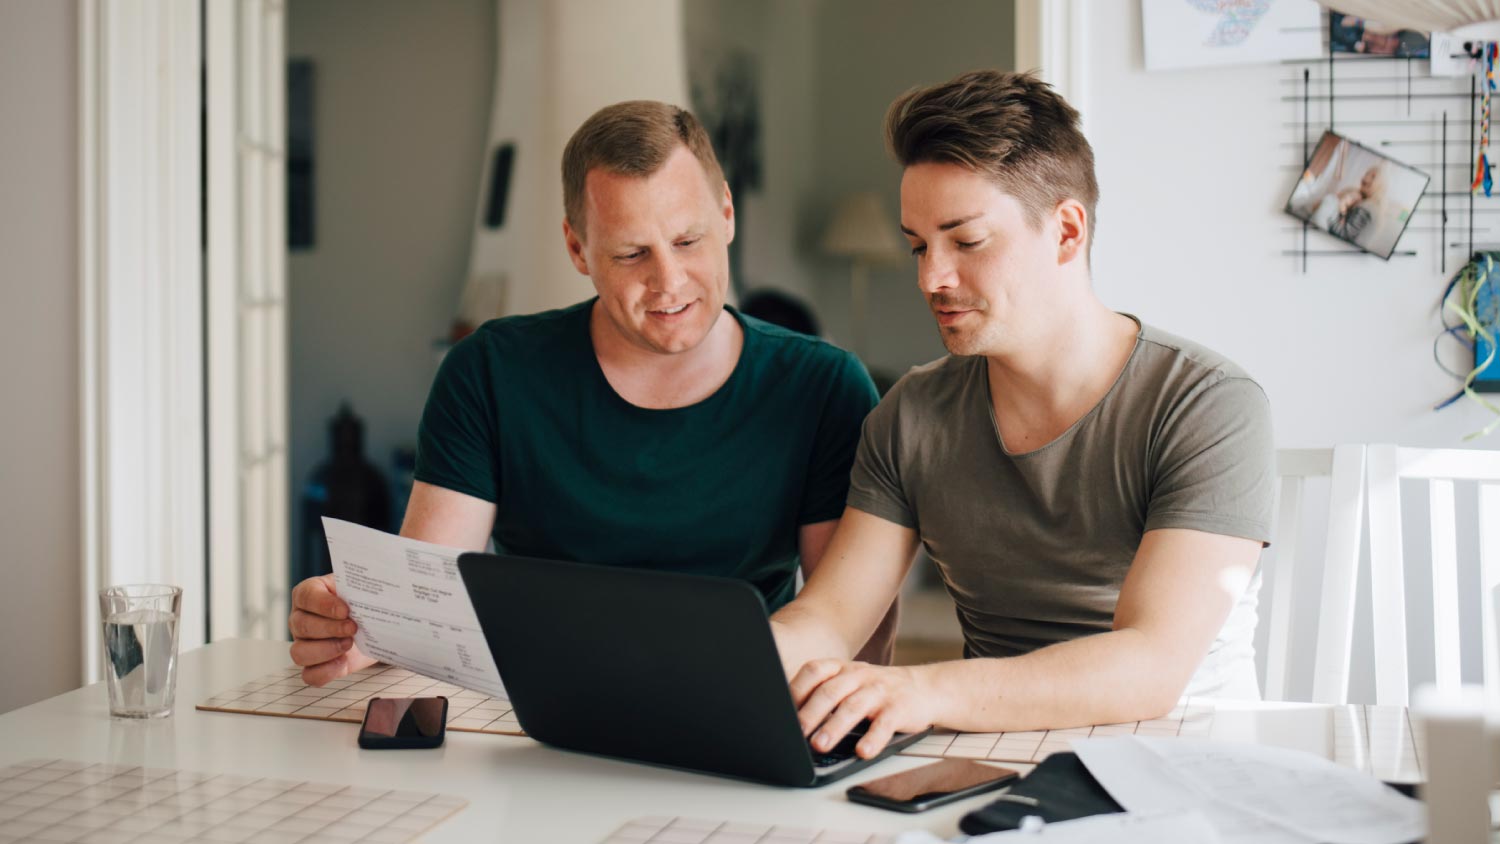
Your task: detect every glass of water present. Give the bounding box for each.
[98,584,182,718]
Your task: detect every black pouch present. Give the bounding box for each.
[958,751,1123,835]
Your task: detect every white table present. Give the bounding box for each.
[0,639,1423,841]
[0,640,989,841]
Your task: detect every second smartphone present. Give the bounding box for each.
[846,758,1019,813]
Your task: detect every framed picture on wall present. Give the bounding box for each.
[1142,0,1323,70]
[1284,131,1430,260]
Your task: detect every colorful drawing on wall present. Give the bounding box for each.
[1329,12,1430,57]
[1284,131,1430,260]
[1143,0,1323,70]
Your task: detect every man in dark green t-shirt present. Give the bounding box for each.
[288,100,887,686]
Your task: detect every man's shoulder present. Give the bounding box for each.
[1123,320,1270,437]
[737,310,869,384]
[1132,320,1261,394]
[471,300,592,350]
[740,310,849,360]
[884,354,978,404]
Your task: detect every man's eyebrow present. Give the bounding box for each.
[900,213,985,237]
[938,213,984,231]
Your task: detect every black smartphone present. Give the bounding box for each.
[847,758,1019,813]
[357,696,448,749]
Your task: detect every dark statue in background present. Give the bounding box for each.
[299,403,391,581]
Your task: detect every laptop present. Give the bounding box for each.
[456,552,930,787]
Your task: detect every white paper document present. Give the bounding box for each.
[893,810,1221,843]
[322,517,506,699]
[1072,736,1424,844]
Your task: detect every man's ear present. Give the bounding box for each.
[1054,199,1088,266]
[721,181,736,245]
[562,217,590,276]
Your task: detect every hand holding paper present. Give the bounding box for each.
[322,517,506,699]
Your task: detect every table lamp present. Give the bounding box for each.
[820,191,908,360]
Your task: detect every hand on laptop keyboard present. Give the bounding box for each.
[808,719,871,767]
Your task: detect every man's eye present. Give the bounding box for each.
[676,238,701,248]
[616,251,644,261]
[956,239,984,250]
[910,245,927,257]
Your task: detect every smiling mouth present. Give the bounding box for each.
[648,302,693,317]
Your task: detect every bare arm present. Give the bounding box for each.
[794,528,1261,758]
[798,518,903,666]
[399,480,497,547]
[773,507,920,675]
[288,481,496,685]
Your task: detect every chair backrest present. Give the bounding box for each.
[1262,445,1367,702]
[1352,445,1500,707]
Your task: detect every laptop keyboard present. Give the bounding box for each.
[809,720,870,769]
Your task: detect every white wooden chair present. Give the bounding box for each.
[1261,445,1368,702]
[1326,445,1500,707]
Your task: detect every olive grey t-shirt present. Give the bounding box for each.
[848,319,1274,698]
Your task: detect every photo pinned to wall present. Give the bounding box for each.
[1329,12,1430,58]
[1142,0,1323,71]
[1285,131,1430,260]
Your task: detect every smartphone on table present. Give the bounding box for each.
[847,758,1019,813]
[357,696,448,749]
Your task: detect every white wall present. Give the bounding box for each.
[0,1,82,713]
[1082,3,1498,702]
[287,0,495,571]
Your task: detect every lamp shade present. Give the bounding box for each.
[1322,1,1500,37]
[821,191,908,261]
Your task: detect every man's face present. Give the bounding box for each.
[899,162,1072,357]
[563,145,734,356]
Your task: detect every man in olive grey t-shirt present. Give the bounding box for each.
[769,70,1275,761]
[848,317,1273,700]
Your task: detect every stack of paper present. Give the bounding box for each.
[1072,736,1424,844]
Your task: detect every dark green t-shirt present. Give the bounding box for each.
[414,299,878,611]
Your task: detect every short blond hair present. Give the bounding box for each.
[562,101,725,237]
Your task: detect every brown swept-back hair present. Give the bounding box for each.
[885,70,1099,251]
[562,100,725,238]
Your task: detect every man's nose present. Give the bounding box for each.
[916,249,956,295]
[648,250,690,293]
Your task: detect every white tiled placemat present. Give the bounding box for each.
[201,672,1425,781]
[599,816,893,844]
[197,664,522,735]
[0,758,466,843]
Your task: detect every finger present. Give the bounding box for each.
[856,712,899,759]
[288,609,358,641]
[299,652,351,687]
[289,637,353,668]
[789,659,844,708]
[812,687,881,752]
[797,671,864,737]
[292,574,349,619]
